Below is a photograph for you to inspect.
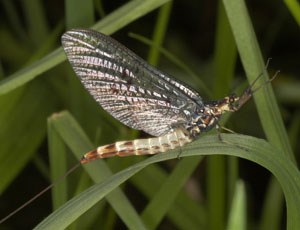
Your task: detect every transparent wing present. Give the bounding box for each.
[62,29,203,136]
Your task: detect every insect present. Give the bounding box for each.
[0,29,278,225]
[61,29,278,163]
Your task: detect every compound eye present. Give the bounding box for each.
[229,93,237,103]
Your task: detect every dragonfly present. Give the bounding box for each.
[61,29,278,164]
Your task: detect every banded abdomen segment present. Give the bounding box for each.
[80,128,192,164]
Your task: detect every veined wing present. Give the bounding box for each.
[62,29,203,136]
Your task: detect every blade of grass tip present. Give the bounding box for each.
[35,134,300,229]
[48,111,147,230]
[147,1,172,66]
[0,0,171,95]
[226,180,247,230]
[222,0,295,162]
[284,0,300,25]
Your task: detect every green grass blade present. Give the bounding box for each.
[222,2,297,230]
[147,1,173,66]
[284,0,300,25]
[223,0,294,162]
[35,134,300,229]
[213,2,237,97]
[207,154,226,230]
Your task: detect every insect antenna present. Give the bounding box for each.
[235,69,280,110]
[244,58,278,94]
[0,163,81,224]
[250,70,280,94]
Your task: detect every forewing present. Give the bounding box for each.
[62,29,203,136]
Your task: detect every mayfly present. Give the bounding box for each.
[61,29,277,163]
[0,29,278,224]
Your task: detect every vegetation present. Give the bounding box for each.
[0,0,299,229]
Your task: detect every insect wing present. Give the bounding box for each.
[62,29,203,136]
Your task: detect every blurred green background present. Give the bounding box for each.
[0,0,299,229]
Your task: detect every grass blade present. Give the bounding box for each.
[35,134,300,229]
[284,0,300,25]
[223,0,294,162]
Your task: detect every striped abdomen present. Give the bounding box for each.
[80,128,192,164]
